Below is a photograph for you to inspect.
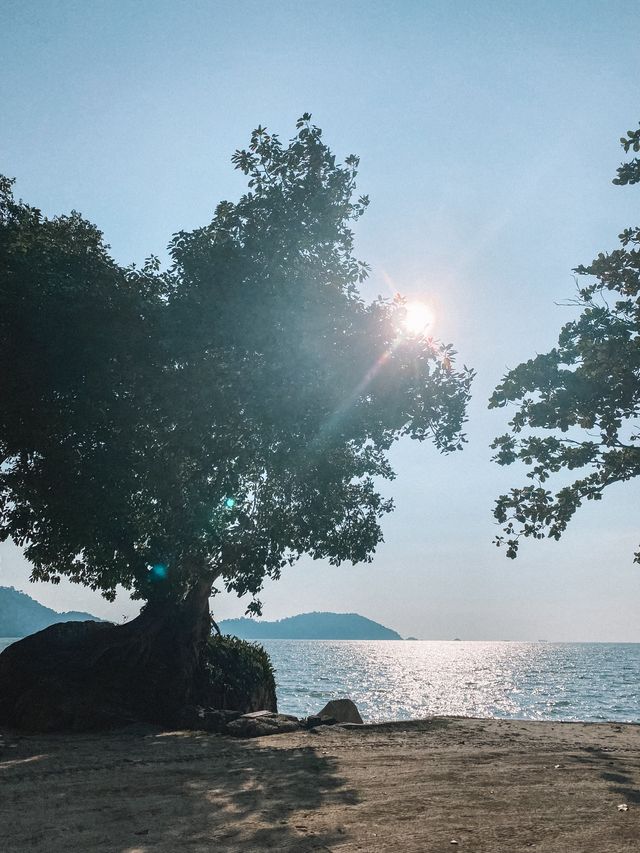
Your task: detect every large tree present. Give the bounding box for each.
[0,116,473,727]
[490,122,640,560]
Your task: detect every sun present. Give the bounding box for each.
[402,301,435,337]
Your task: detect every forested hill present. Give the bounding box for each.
[0,586,102,637]
[219,611,402,640]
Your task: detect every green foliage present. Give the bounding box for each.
[490,122,640,561]
[201,634,275,711]
[0,175,167,599]
[613,124,640,186]
[1,117,473,612]
[218,611,402,640]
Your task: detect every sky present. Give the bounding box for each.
[1,0,640,640]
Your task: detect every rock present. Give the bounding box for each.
[177,706,241,732]
[241,710,277,719]
[275,712,299,722]
[0,620,135,731]
[238,709,298,723]
[317,698,363,724]
[302,714,337,729]
[226,712,301,738]
[200,709,242,732]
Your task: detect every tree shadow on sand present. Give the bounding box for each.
[0,727,360,853]
[572,745,640,805]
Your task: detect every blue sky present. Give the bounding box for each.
[2,0,640,639]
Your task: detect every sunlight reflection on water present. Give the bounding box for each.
[260,640,640,723]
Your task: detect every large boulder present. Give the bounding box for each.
[0,620,134,731]
[317,698,363,724]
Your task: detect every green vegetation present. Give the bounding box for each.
[0,117,472,725]
[0,117,472,611]
[490,122,640,560]
[219,611,402,640]
[201,635,276,711]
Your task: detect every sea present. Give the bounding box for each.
[2,637,639,724]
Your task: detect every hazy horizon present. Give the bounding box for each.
[2,0,640,642]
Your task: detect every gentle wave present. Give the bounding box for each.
[259,640,640,723]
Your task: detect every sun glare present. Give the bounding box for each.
[402,301,435,337]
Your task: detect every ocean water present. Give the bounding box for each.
[260,640,640,724]
[2,637,639,724]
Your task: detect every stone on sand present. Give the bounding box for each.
[317,698,363,724]
[226,712,301,738]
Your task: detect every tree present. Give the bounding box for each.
[490,122,640,561]
[0,116,473,727]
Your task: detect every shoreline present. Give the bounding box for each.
[2,716,640,851]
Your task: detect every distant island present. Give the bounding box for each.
[0,589,402,642]
[0,586,102,638]
[219,611,402,640]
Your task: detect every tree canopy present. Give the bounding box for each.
[1,116,473,613]
[490,122,640,561]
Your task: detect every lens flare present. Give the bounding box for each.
[402,301,435,337]
[150,563,168,581]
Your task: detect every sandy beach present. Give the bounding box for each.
[1,716,640,852]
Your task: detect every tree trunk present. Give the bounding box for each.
[0,580,215,731]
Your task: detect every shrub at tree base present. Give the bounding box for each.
[0,618,276,732]
[198,635,276,714]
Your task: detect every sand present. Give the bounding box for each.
[1,717,640,852]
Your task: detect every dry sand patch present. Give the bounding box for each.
[1,717,639,852]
